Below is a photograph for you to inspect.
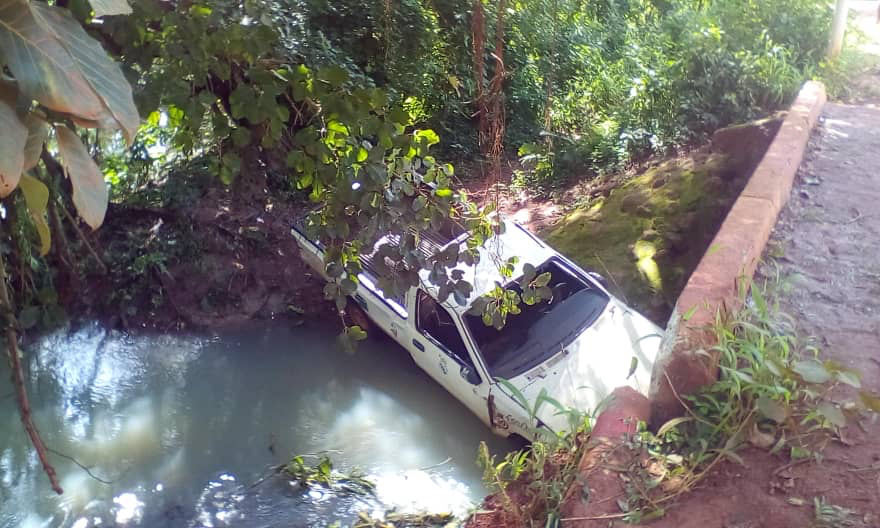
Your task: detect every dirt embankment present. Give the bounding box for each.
[77,184,331,333]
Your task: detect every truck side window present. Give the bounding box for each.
[416,291,472,366]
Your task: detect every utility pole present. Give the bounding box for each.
[828,0,849,59]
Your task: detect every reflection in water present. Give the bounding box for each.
[0,322,516,527]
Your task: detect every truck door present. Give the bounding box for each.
[410,290,492,426]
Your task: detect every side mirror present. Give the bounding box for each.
[460,365,482,385]
[588,271,610,289]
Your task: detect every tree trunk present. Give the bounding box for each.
[486,0,507,183]
[828,0,848,59]
[472,0,487,154]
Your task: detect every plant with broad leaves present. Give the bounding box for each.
[279,63,526,331]
[518,262,553,306]
[617,278,880,522]
[476,382,591,525]
[279,454,375,496]
[0,0,138,246]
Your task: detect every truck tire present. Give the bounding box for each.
[345,300,371,333]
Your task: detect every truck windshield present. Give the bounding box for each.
[465,259,609,379]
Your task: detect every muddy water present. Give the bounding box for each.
[0,322,517,528]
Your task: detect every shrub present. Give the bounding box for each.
[515,0,833,190]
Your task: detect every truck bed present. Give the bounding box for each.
[293,213,464,308]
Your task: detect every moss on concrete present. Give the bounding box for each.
[542,152,746,325]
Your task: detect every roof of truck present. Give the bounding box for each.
[293,213,557,313]
[419,220,557,315]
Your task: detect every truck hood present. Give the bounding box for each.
[505,302,663,435]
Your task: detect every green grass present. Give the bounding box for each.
[542,152,741,324]
[817,46,880,102]
[614,274,880,522]
[813,496,858,528]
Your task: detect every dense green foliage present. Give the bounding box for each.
[0,0,838,333]
[512,0,832,192]
[90,0,835,319]
[99,0,834,195]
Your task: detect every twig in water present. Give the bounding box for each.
[419,457,453,472]
[247,464,284,490]
[45,447,127,485]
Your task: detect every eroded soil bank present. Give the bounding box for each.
[74,182,330,332]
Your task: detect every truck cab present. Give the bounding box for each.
[291,219,664,440]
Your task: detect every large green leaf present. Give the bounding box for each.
[0,0,108,126]
[32,3,139,143]
[793,359,831,384]
[22,113,48,172]
[817,401,845,428]
[18,173,50,256]
[756,396,788,424]
[88,0,131,17]
[55,125,108,229]
[0,83,26,197]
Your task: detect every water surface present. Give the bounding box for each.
[0,322,516,528]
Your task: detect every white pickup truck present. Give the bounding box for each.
[291,219,664,440]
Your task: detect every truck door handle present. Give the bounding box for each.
[412,339,424,351]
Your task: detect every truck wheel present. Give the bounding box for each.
[345,300,371,333]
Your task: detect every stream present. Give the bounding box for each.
[0,322,517,528]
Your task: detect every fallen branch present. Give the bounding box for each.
[561,512,629,522]
[772,458,810,477]
[0,248,63,494]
